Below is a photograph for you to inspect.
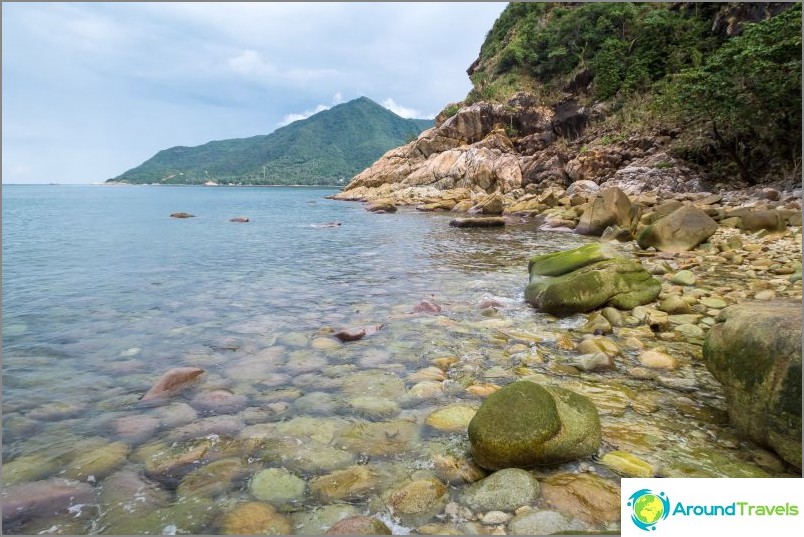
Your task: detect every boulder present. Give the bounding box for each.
[726,208,787,232]
[525,244,661,316]
[366,200,397,213]
[703,301,802,469]
[468,381,601,469]
[637,204,718,252]
[576,187,641,236]
[469,192,504,215]
[170,212,195,218]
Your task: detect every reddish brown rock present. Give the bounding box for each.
[326,516,392,535]
[412,300,442,313]
[2,478,95,525]
[229,217,249,223]
[140,367,205,402]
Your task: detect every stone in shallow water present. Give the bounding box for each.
[432,454,487,485]
[600,450,655,477]
[190,389,248,414]
[1,478,95,526]
[341,370,406,399]
[507,509,587,535]
[151,402,198,428]
[219,501,293,535]
[460,468,540,512]
[346,396,401,420]
[309,465,379,503]
[259,438,356,475]
[386,477,449,526]
[337,420,420,457]
[638,348,678,370]
[671,270,697,286]
[177,457,250,499]
[325,515,392,535]
[425,405,477,432]
[28,401,87,421]
[139,367,204,402]
[64,441,130,481]
[250,467,307,506]
[165,415,245,442]
[294,391,340,416]
[540,472,620,525]
[291,504,360,536]
[114,414,160,443]
[2,453,61,487]
[468,381,600,469]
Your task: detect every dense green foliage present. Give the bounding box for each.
[657,4,802,184]
[472,2,721,101]
[470,2,801,184]
[108,97,432,185]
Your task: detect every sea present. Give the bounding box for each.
[2,184,593,534]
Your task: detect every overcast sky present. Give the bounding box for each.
[2,2,506,184]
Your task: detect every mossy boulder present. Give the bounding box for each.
[468,381,601,469]
[525,244,660,316]
[703,301,802,469]
[460,468,540,511]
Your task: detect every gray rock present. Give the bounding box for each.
[460,468,540,512]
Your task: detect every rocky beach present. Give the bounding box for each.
[3,2,802,535]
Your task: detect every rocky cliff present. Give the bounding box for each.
[334,3,800,213]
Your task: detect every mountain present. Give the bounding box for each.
[107,97,433,186]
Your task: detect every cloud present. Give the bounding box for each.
[227,48,341,87]
[277,93,345,127]
[381,98,433,119]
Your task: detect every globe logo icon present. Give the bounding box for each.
[627,489,670,531]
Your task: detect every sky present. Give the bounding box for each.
[2,2,507,184]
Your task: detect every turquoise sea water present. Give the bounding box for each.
[3,185,596,534]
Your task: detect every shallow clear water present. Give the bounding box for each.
[2,185,795,535]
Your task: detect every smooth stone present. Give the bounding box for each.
[337,420,420,457]
[432,454,487,485]
[249,467,306,506]
[2,453,61,486]
[140,367,204,402]
[294,391,340,416]
[165,415,245,442]
[540,472,620,525]
[345,396,401,420]
[291,505,360,536]
[190,389,248,414]
[460,468,540,512]
[114,414,160,443]
[638,348,678,370]
[600,307,623,327]
[219,502,293,535]
[100,496,218,534]
[571,352,614,372]
[425,405,477,432]
[177,457,249,499]
[64,441,129,481]
[99,470,171,523]
[507,510,585,535]
[309,465,379,503]
[576,337,620,357]
[600,450,655,477]
[325,516,392,535]
[387,477,449,526]
[341,370,406,399]
[311,337,340,351]
[674,323,705,339]
[260,439,356,475]
[2,478,95,526]
[578,313,612,335]
[407,381,445,399]
[410,366,447,382]
[755,290,776,300]
[671,270,697,286]
[481,511,513,525]
[659,295,691,314]
[152,402,198,428]
[701,297,728,309]
[28,401,86,421]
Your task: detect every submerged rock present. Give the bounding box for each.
[703,301,802,469]
[325,516,392,535]
[468,381,601,469]
[449,217,506,228]
[2,478,95,526]
[170,212,195,218]
[249,467,307,506]
[525,244,661,315]
[219,501,293,535]
[140,367,204,402]
[460,468,540,512]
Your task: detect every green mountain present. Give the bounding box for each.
[107,97,432,185]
